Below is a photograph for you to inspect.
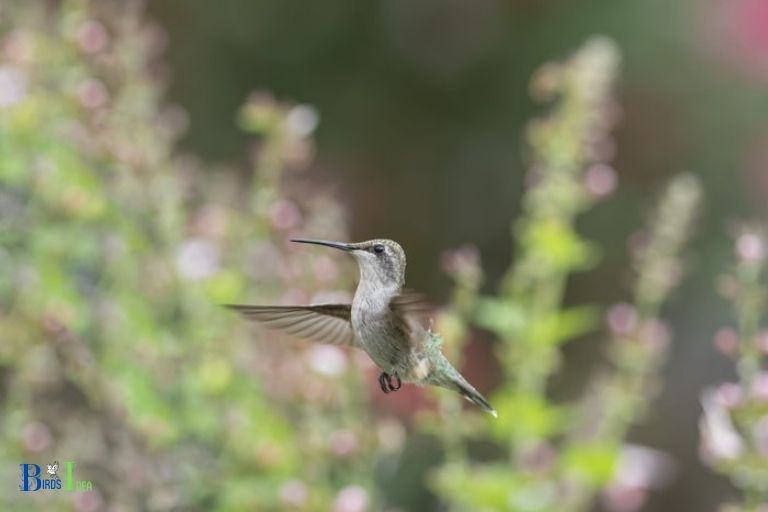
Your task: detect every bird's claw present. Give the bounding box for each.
[390,374,402,391]
[378,373,390,394]
[378,372,402,393]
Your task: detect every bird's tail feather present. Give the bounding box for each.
[425,338,496,416]
[452,377,497,417]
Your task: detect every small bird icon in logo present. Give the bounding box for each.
[46,461,59,480]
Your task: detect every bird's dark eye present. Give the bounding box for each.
[373,244,385,254]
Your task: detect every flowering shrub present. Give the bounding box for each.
[426,39,701,512]
[0,1,379,510]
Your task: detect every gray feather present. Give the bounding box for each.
[226,304,356,346]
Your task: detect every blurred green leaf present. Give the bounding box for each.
[520,218,598,272]
[475,297,526,337]
[489,392,566,443]
[433,463,559,512]
[562,443,618,487]
[529,306,599,346]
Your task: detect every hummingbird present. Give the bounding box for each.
[227,238,496,416]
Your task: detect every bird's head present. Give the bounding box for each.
[291,238,406,289]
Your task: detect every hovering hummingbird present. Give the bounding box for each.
[227,238,496,416]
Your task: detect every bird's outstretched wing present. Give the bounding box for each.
[226,304,356,346]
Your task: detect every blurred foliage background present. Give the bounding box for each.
[2,0,768,510]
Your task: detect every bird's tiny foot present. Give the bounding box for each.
[378,372,402,393]
[379,372,391,394]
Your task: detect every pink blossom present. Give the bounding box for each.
[2,30,35,62]
[74,490,103,512]
[606,303,638,336]
[584,163,618,199]
[333,485,370,512]
[602,445,675,512]
[77,20,109,54]
[713,328,739,357]
[330,429,359,457]
[77,78,109,110]
[752,372,768,401]
[440,244,480,280]
[0,66,27,108]
[715,382,743,409]
[738,0,768,51]
[736,231,767,263]
[639,319,671,350]
[602,485,646,512]
[704,0,768,80]
[22,421,53,452]
[269,199,302,231]
[279,479,308,507]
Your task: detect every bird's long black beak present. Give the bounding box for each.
[290,238,354,251]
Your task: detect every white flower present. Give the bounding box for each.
[175,238,219,280]
[700,388,743,462]
[306,345,348,377]
[736,232,767,263]
[285,104,319,137]
[279,479,308,507]
[613,444,675,490]
[333,485,369,512]
[0,66,27,108]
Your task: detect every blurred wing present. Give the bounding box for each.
[389,289,434,340]
[227,304,356,346]
[389,289,432,316]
